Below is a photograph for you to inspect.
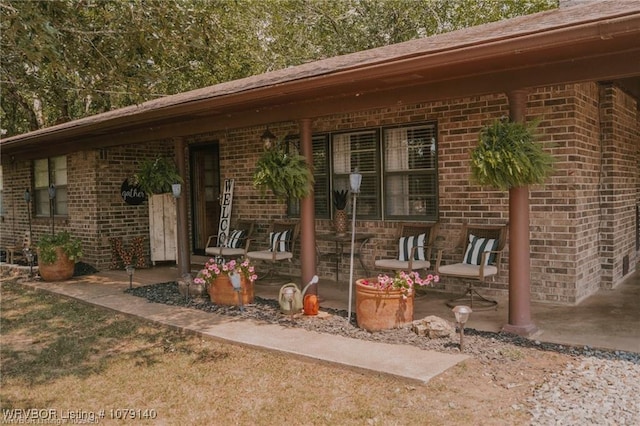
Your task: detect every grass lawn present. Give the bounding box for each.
[1,279,533,425]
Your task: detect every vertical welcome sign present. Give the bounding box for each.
[217,179,234,245]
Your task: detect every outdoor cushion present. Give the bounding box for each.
[463,234,498,266]
[269,229,291,252]
[398,233,427,261]
[224,229,246,248]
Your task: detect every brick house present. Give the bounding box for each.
[2,1,638,334]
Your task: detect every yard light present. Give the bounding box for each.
[347,171,362,323]
[452,305,472,352]
[24,189,32,243]
[125,265,135,289]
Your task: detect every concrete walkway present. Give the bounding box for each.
[14,271,468,384]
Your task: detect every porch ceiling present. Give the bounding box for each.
[2,1,639,160]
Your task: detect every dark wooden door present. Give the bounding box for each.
[190,143,220,255]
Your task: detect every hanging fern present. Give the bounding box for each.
[470,118,554,190]
[134,156,182,196]
[253,142,314,201]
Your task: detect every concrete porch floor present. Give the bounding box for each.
[97,262,639,354]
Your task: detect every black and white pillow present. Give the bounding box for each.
[463,234,498,265]
[398,233,427,261]
[269,230,291,252]
[224,229,246,248]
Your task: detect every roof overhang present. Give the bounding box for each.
[2,0,639,159]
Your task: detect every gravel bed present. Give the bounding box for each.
[126,281,640,424]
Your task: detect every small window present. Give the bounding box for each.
[34,155,68,217]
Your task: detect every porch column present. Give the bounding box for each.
[299,118,318,294]
[503,89,538,336]
[174,137,191,277]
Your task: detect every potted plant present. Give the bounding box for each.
[134,156,183,196]
[36,231,83,281]
[470,118,554,190]
[252,139,314,201]
[356,271,439,331]
[194,258,258,306]
[333,189,349,236]
[134,156,183,264]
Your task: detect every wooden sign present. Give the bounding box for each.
[217,179,234,245]
[121,179,146,205]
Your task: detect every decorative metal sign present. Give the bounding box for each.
[121,179,146,205]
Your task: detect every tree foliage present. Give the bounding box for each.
[1,0,556,137]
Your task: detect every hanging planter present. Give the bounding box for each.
[133,156,183,197]
[252,139,314,201]
[470,118,554,190]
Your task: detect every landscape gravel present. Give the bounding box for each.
[127,281,640,425]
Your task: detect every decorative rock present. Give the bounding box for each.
[412,315,456,339]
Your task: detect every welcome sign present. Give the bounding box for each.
[217,179,234,245]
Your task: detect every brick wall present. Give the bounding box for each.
[2,82,637,304]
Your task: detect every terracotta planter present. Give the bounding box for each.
[355,278,414,331]
[37,247,75,282]
[208,274,254,306]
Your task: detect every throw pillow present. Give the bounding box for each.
[463,234,498,266]
[398,233,427,261]
[269,230,291,252]
[224,229,246,248]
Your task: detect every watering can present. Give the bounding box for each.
[278,275,319,315]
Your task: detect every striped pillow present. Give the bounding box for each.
[463,234,498,266]
[398,233,427,261]
[224,229,246,248]
[269,230,291,252]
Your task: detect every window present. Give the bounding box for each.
[289,121,439,221]
[34,156,68,217]
[0,166,4,216]
[331,130,380,218]
[286,134,330,218]
[383,123,438,220]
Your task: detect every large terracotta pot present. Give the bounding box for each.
[208,274,254,306]
[355,278,414,331]
[37,247,75,282]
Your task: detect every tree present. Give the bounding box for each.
[1,0,556,137]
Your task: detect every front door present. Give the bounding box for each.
[190,143,220,255]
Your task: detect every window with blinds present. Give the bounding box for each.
[34,155,68,217]
[288,121,439,221]
[383,123,438,220]
[286,135,330,218]
[331,130,380,218]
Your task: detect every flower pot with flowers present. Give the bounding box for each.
[356,271,439,331]
[194,258,258,306]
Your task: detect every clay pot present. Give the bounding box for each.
[208,274,254,306]
[355,278,414,331]
[37,247,75,282]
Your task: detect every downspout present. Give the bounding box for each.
[503,89,539,337]
[299,118,318,294]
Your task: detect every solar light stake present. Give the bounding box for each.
[125,265,135,289]
[452,305,472,352]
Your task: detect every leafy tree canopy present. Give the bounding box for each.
[1,0,556,137]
